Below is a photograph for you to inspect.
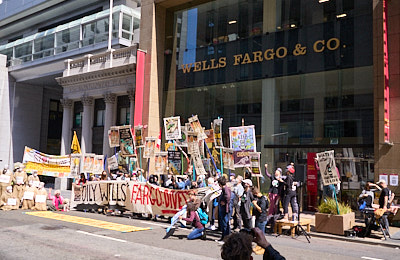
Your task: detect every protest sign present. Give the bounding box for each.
[213,118,224,148]
[93,155,104,174]
[35,195,46,203]
[188,115,207,140]
[249,152,262,177]
[316,150,340,185]
[119,125,135,156]
[155,152,168,175]
[229,125,256,168]
[164,116,182,140]
[168,151,182,175]
[0,175,10,183]
[187,132,199,155]
[107,155,119,170]
[134,125,144,147]
[222,148,235,170]
[108,126,120,148]
[204,129,214,149]
[191,153,207,175]
[70,154,82,176]
[143,137,156,158]
[83,154,95,173]
[390,174,398,186]
[175,124,188,147]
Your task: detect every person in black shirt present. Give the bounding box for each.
[282,165,299,221]
[377,179,395,233]
[240,179,254,229]
[252,187,269,234]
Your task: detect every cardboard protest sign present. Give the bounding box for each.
[188,115,207,140]
[175,124,188,147]
[249,152,262,177]
[83,154,95,173]
[168,151,182,175]
[164,116,182,140]
[70,154,82,176]
[107,155,119,170]
[191,153,207,175]
[134,125,144,147]
[187,132,199,155]
[143,137,156,158]
[204,129,214,149]
[108,126,120,148]
[316,150,340,185]
[119,125,135,156]
[223,148,235,170]
[213,118,224,148]
[155,152,168,175]
[93,155,104,174]
[229,125,256,168]
[202,158,211,172]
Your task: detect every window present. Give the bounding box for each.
[96,110,105,126]
[34,34,55,59]
[55,27,80,53]
[75,112,83,127]
[119,108,130,125]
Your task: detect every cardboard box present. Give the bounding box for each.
[315,212,355,235]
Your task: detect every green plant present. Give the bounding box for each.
[317,198,352,215]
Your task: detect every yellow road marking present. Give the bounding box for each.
[25,211,151,232]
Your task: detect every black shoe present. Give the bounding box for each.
[201,230,207,240]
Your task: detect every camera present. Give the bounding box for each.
[239,228,255,237]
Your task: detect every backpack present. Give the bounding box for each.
[197,208,209,225]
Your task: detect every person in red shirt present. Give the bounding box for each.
[179,201,206,240]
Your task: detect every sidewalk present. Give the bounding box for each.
[299,212,400,248]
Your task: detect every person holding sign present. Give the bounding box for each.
[32,182,48,211]
[13,167,27,204]
[0,165,13,196]
[0,186,18,211]
[22,180,37,210]
[28,171,40,188]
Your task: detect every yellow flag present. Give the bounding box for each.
[71,131,81,154]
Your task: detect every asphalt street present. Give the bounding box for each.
[0,210,398,260]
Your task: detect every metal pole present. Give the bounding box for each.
[108,0,113,50]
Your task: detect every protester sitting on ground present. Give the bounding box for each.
[13,166,27,205]
[240,179,254,229]
[22,180,37,210]
[217,176,231,242]
[359,182,381,209]
[221,227,285,260]
[48,188,65,211]
[76,173,87,185]
[252,187,269,234]
[0,165,13,196]
[32,182,48,211]
[178,201,206,240]
[0,186,19,211]
[28,171,40,187]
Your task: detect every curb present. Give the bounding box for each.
[310,232,400,249]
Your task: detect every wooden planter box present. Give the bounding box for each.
[315,212,355,235]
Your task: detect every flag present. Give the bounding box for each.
[156,129,162,150]
[71,131,81,154]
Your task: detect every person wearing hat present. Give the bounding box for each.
[48,188,65,211]
[0,165,13,197]
[0,186,19,211]
[32,182,48,211]
[28,171,40,188]
[240,178,254,229]
[13,167,28,206]
[282,164,299,221]
[22,180,37,210]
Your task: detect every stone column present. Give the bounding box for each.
[103,93,116,157]
[60,99,73,155]
[128,89,135,126]
[81,96,94,154]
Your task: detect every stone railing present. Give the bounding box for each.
[63,44,137,77]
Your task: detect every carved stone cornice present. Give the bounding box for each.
[81,96,94,106]
[104,93,117,104]
[60,99,73,108]
[127,89,135,101]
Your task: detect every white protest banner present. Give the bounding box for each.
[35,195,46,203]
[143,137,156,158]
[229,125,256,168]
[7,198,17,206]
[316,150,340,186]
[23,191,34,200]
[0,175,10,183]
[108,126,120,148]
[188,115,207,140]
[164,116,182,140]
[23,146,71,166]
[213,118,224,148]
[107,155,119,170]
[249,152,262,177]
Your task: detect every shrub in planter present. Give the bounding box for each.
[315,198,355,235]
